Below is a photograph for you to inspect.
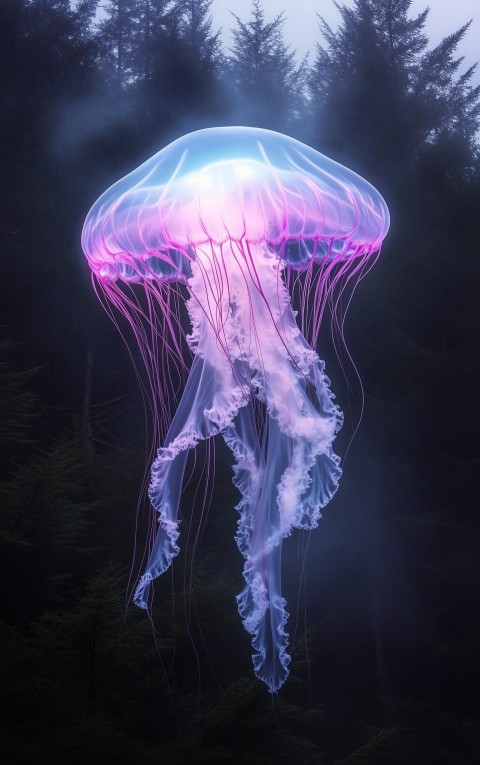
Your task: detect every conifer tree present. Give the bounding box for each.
[178,0,222,76]
[309,0,480,180]
[228,0,306,133]
[97,0,139,87]
[134,0,182,83]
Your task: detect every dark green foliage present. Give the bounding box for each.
[0,348,93,618]
[0,341,39,453]
[1,567,165,763]
[1,0,480,762]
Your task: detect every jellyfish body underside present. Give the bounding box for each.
[134,242,343,693]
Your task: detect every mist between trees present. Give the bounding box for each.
[1,1,480,764]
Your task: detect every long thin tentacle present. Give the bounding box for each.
[135,354,247,608]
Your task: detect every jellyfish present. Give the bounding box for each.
[81,127,389,693]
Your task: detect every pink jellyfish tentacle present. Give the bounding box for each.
[134,354,213,608]
[187,239,343,691]
[134,251,252,608]
[134,351,251,608]
[136,236,343,688]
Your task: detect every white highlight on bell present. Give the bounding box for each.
[234,161,260,180]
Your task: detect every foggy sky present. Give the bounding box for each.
[211,0,479,85]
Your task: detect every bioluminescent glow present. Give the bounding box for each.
[82,126,389,693]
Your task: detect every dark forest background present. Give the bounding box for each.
[1,0,480,763]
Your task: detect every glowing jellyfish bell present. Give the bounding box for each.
[82,127,389,693]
